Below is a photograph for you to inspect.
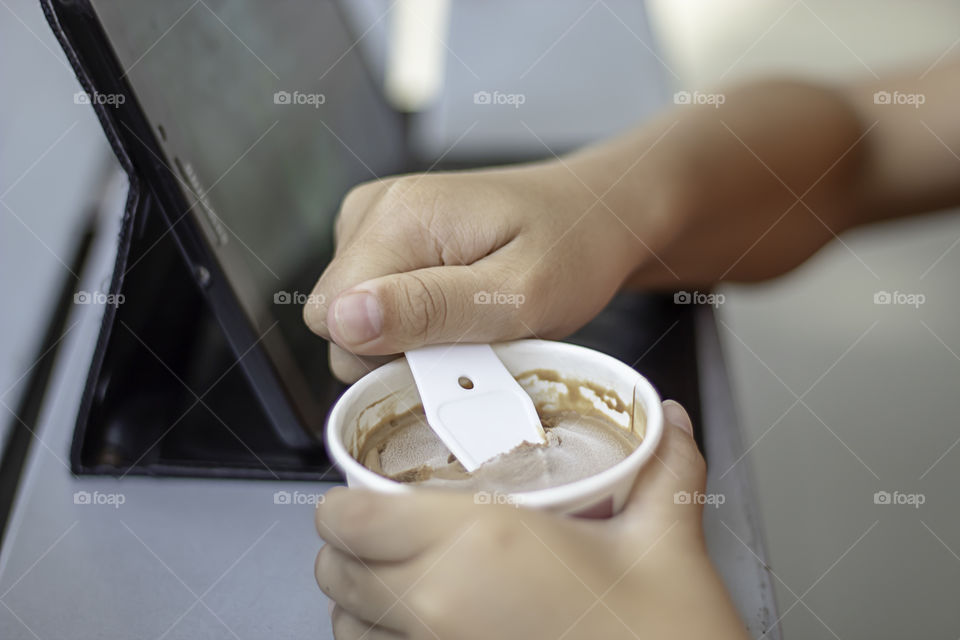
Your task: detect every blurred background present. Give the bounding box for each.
[2,1,959,637]
[649,2,960,637]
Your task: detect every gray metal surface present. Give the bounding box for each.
[699,307,782,639]
[0,180,778,638]
[0,175,336,639]
[0,0,112,461]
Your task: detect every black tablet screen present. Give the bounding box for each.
[90,0,407,419]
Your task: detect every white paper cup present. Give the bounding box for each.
[325,339,664,517]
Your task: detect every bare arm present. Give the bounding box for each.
[566,60,960,287]
[306,61,960,379]
[849,60,960,222]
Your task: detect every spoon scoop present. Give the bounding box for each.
[404,344,547,472]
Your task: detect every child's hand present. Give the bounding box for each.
[303,81,874,384]
[302,162,653,382]
[314,401,748,640]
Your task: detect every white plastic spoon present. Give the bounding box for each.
[404,344,547,472]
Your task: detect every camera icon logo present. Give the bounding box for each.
[873,291,892,305]
[473,91,491,105]
[674,291,691,304]
[474,491,492,505]
[274,90,292,105]
[873,90,891,105]
[74,291,91,304]
[273,491,292,505]
[73,491,92,505]
[873,490,891,505]
[274,291,292,304]
[673,490,691,504]
[673,91,692,105]
[474,290,492,304]
[73,91,91,105]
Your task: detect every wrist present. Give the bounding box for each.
[516,156,647,283]
[561,129,694,281]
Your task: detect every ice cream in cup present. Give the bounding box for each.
[325,339,664,517]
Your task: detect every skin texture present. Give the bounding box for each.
[305,65,960,382]
[307,62,960,638]
[315,401,750,640]
[303,162,638,381]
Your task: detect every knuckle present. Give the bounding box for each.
[377,177,444,236]
[380,177,424,212]
[386,271,450,343]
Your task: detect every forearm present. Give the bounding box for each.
[844,60,960,223]
[559,65,960,287]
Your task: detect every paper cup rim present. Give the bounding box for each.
[325,339,664,510]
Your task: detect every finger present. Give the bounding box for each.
[317,545,414,632]
[323,260,536,355]
[304,176,520,342]
[303,185,384,339]
[315,487,480,562]
[619,400,707,525]
[328,344,399,383]
[303,236,426,339]
[304,180,465,339]
[330,604,404,640]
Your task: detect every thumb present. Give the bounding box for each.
[323,264,531,355]
[619,399,707,525]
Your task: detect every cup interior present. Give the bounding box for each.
[325,339,664,511]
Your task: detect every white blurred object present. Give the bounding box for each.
[646,0,960,85]
[385,0,451,111]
